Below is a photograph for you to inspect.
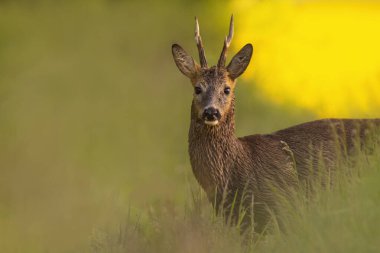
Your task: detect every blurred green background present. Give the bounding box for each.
[0,0,379,252]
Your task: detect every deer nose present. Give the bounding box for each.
[203,107,221,121]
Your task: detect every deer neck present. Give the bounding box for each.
[188,98,240,194]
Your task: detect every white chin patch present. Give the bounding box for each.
[204,120,219,126]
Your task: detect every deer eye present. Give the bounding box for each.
[224,87,231,95]
[194,86,202,95]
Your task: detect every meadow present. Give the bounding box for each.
[0,0,379,252]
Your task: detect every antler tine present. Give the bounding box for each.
[217,14,234,67]
[195,17,208,68]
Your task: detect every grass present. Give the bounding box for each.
[90,147,380,253]
[0,1,379,252]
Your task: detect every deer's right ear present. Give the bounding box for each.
[172,44,199,78]
[227,44,253,80]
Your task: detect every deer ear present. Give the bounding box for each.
[227,44,253,80]
[172,44,199,78]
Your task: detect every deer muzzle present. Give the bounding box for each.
[203,107,221,126]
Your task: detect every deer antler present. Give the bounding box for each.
[195,17,208,68]
[217,15,234,67]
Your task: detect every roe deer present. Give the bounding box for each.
[171,15,380,232]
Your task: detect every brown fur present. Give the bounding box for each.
[172,18,380,232]
[189,96,299,231]
[189,90,379,231]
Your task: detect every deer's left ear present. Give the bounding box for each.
[172,44,199,78]
[227,44,253,80]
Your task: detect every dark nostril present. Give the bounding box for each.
[215,110,221,119]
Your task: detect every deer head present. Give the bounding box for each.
[172,15,253,126]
